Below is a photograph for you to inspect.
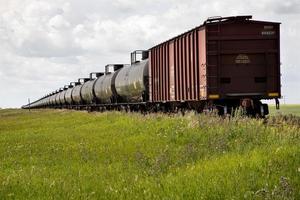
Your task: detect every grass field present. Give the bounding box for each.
[0,108,299,199]
[269,104,300,116]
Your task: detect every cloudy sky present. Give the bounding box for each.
[0,0,299,108]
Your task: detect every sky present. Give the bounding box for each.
[0,0,299,108]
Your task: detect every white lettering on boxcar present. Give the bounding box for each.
[262,31,275,35]
[235,54,250,64]
[264,25,274,30]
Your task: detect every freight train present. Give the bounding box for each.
[22,16,281,117]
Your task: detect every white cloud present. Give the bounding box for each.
[0,0,300,108]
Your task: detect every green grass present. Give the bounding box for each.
[269,104,300,116]
[0,109,299,199]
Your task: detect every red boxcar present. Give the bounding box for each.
[149,16,280,103]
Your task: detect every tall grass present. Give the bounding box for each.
[0,109,299,199]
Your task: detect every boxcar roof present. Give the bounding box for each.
[149,15,280,50]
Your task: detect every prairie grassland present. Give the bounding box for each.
[0,109,299,199]
[269,104,300,116]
